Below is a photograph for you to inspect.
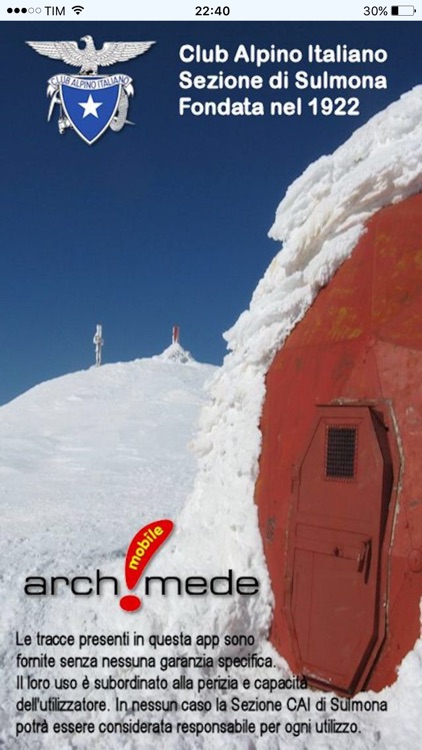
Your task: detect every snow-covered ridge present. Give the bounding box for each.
[229,85,422,361]
[153,341,194,363]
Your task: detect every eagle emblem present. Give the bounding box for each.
[27,35,155,144]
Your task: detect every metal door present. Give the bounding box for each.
[285,406,393,694]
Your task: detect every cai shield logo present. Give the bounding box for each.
[27,35,155,144]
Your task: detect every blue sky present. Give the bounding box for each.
[0,20,420,404]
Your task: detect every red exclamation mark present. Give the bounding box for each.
[120,519,174,612]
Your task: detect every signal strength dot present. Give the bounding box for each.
[72,5,84,14]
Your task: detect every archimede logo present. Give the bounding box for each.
[26,35,155,144]
[23,518,260,608]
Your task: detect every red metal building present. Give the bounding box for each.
[255,192,422,696]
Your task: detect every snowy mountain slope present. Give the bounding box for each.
[0,355,217,748]
[0,357,215,567]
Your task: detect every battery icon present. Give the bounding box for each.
[391,5,416,13]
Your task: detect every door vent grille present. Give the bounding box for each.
[325,426,357,480]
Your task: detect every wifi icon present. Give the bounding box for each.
[72,5,84,14]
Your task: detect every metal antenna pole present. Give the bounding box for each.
[172,325,180,344]
[93,324,104,366]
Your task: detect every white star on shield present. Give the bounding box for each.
[78,94,103,119]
